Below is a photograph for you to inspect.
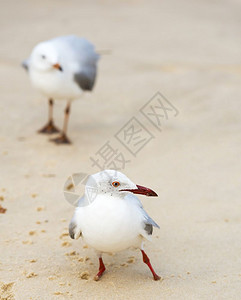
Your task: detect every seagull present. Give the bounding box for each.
[23,35,99,144]
[69,170,161,281]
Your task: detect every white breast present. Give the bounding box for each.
[29,68,83,100]
[76,195,144,253]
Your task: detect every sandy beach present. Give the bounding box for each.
[0,0,241,299]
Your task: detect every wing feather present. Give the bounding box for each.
[22,59,29,71]
[69,208,82,239]
[50,35,99,91]
[125,193,160,239]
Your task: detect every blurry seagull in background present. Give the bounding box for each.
[22,35,99,144]
[69,170,161,281]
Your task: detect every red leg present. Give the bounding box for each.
[141,250,161,281]
[94,257,106,281]
[50,101,71,144]
[38,99,60,134]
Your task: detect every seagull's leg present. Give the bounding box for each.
[50,101,71,144]
[94,256,106,281]
[38,98,60,134]
[140,249,161,281]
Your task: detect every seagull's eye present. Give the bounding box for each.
[112,181,120,188]
[41,55,46,59]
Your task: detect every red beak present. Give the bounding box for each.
[121,185,158,197]
[53,63,63,71]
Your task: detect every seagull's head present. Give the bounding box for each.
[86,170,157,199]
[30,42,63,72]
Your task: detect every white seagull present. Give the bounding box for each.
[69,170,161,281]
[23,35,99,144]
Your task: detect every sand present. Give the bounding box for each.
[0,0,241,299]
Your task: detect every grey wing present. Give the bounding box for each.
[142,209,160,236]
[69,208,82,239]
[52,35,99,91]
[74,70,96,91]
[69,220,78,239]
[125,193,160,236]
[73,44,99,91]
[22,58,30,71]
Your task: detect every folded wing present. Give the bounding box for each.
[125,193,160,240]
[69,208,82,239]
